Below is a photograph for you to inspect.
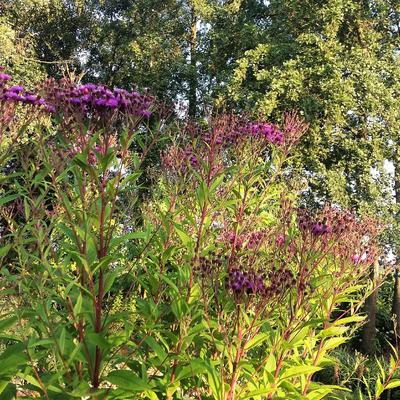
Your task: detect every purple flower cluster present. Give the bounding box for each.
[246,122,284,145]
[197,116,285,148]
[0,68,154,125]
[223,230,267,251]
[276,234,285,247]
[216,122,284,146]
[0,73,11,82]
[226,231,246,251]
[183,145,199,168]
[49,82,153,118]
[247,231,266,249]
[311,222,332,236]
[266,268,296,296]
[227,268,266,295]
[195,253,226,278]
[0,71,51,111]
[226,266,295,302]
[161,145,199,176]
[298,213,332,238]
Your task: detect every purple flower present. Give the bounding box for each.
[311,222,331,236]
[105,97,119,108]
[139,110,152,118]
[104,89,114,98]
[69,97,82,105]
[276,234,285,247]
[9,85,24,93]
[45,104,56,113]
[351,255,361,265]
[94,98,107,107]
[81,94,92,103]
[5,91,23,101]
[24,94,38,104]
[0,73,11,81]
[119,98,131,108]
[227,268,266,297]
[80,83,97,92]
[247,122,284,145]
[114,88,128,95]
[189,155,198,167]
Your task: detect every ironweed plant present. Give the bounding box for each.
[0,69,399,400]
[147,113,397,400]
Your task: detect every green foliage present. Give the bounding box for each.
[0,15,45,87]
[226,0,400,213]
[0,95,395,399]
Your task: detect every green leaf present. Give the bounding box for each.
[106,370,151,391]
[385,379,400,390]
[323,337,347,351]
[103,269,120,295]
[23,197,30,220]
[73,294,83,318]
[86,333,112,350]
[286,325,311,348]
[166,384,179,398]
[333,315,365,326]
[307,386,342,400]
[174,224,192,247]
[28,338,54,348]
[0,382,16,399]
[145,337,167,362]
[209,173,225,193]
[241,387,276,398]
[144,391,159,400]
[265,354,276,373]
[0,244,11,258]
[110,231,148,249]
[160,274,179,295]
[205,361,223,400]
[281,365,322,379]
[0,316,18,332]
[245,333,270,350]
[319,326,348,338]
[375,377,384,397]
[171,296,189,319]
[0,194,19,207]
[0,381,8,395]
[17,373,42,390]
[176,359,207,382]
[67,380,91,397]
[59,223,77,244]
[196,180,209,208]
[162,246,176,263]
[0,343,27,374]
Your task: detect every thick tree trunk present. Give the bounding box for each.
[361,259,379,354]
[188,7,197,117]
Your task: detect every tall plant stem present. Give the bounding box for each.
[92,178,107,388]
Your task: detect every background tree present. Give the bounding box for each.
[2,0,400,355]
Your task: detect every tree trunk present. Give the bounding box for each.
[393,265,400,342]
[188,6,197,117]
[361,259,379,354]
[393,158,400,344]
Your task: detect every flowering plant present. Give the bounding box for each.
[0,70,398,400]
[146,113,390,399]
